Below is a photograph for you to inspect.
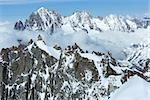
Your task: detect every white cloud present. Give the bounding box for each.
[0,21,9,25]
[144,12,150,17]
[0,21,150,60]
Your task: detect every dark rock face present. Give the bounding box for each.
[73,52,99,81]
[0,43,57,100]
[14,20,25,31]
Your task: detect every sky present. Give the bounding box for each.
[0,0,149,21]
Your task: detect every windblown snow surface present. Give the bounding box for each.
[110,75,150,100]
[0,21,150,60]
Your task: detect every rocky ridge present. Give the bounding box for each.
[0,36,149,100]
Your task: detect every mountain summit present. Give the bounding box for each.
[24,7,62,33]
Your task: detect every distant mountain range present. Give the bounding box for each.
[14,7,150,33]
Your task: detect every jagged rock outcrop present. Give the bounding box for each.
[0,39,149,100]
[14,20,25,31]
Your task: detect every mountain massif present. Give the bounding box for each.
[14,7,150,33]
[0,7,150,100]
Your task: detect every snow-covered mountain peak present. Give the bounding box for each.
[106,14,119,19]
[24,7,62,32]
[103,14,132,32]
[66,11,92,26]
[71,11,91,19]
[37,7,48,13]
[61,11,95,33]
[36,7,61,20]
[14,7,150,33]
[105,14,126,21]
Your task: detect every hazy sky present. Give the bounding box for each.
[0,0,149,21]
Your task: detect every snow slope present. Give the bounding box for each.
[36,40,61,59]
[110,75,150,100]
